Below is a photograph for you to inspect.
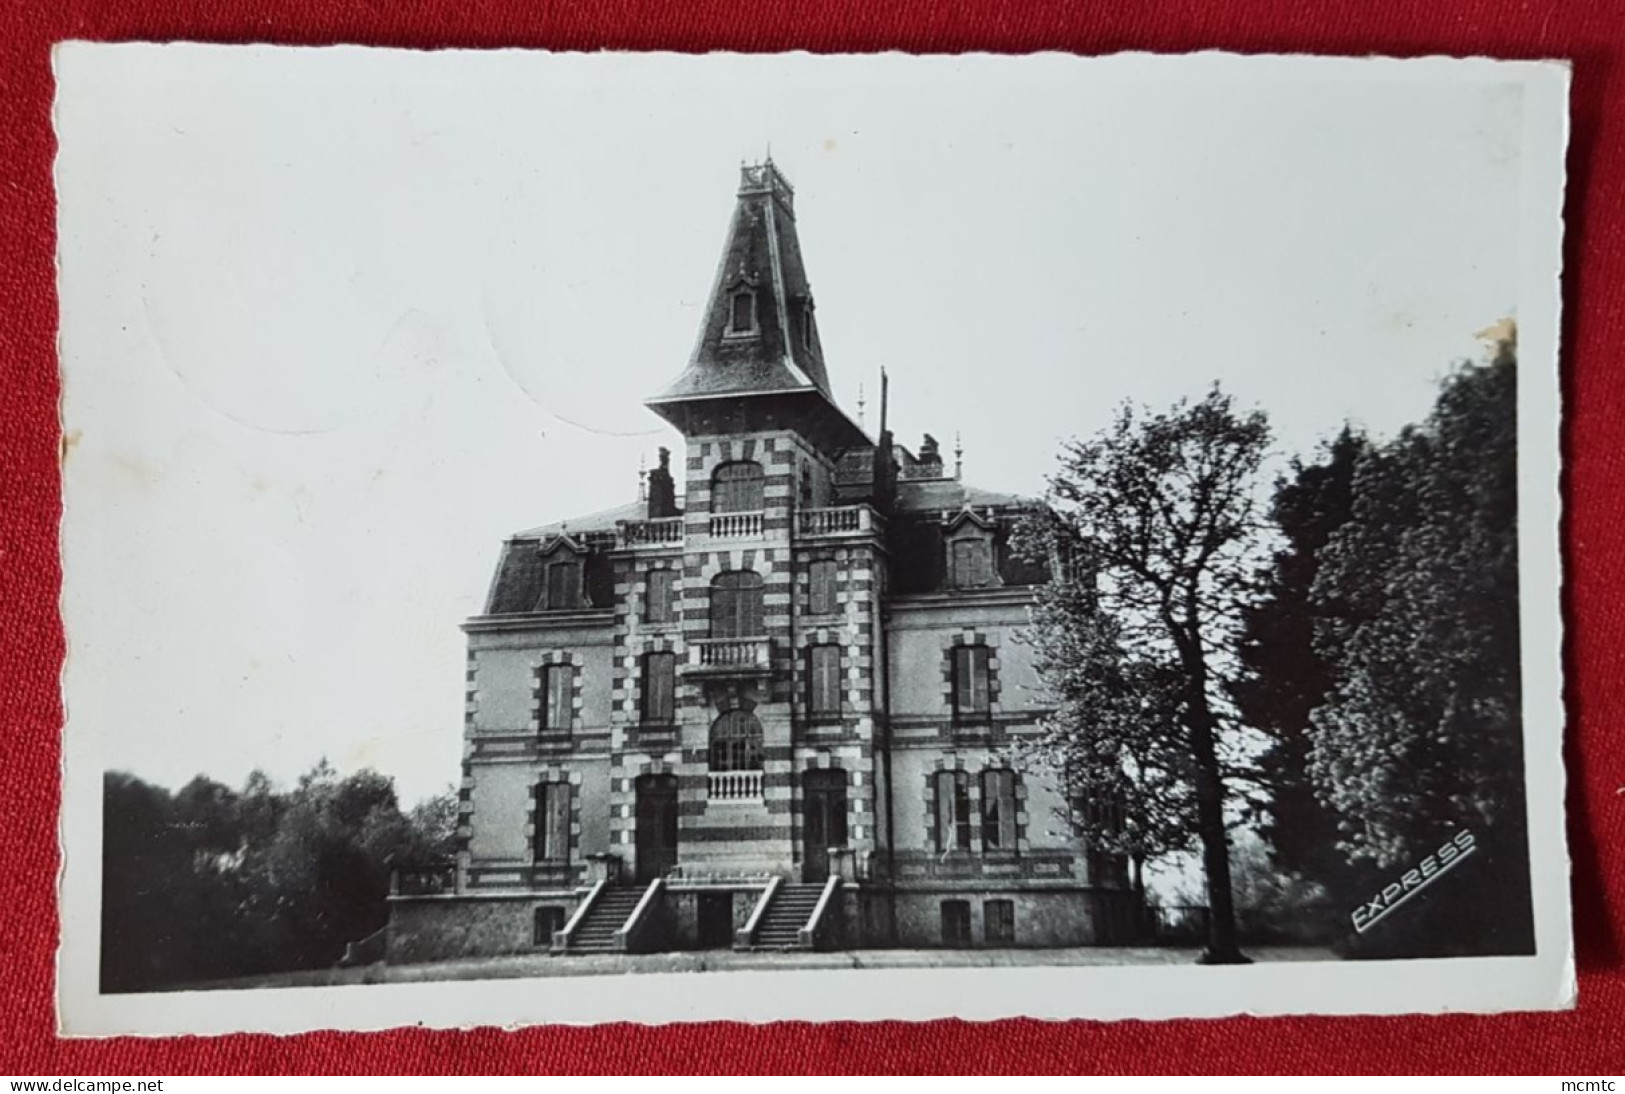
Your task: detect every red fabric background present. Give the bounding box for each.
[2,0,1620,1075]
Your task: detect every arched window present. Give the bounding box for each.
[709,710,763,771]
[712,461,765,513]
[710,570,764,638]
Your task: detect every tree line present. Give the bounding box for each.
[1023,330,1531,960]
[101,762,456,993]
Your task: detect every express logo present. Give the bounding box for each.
[1351,830,1477,934]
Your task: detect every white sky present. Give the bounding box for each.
[57,47,1526,806]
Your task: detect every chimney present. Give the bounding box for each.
[918,433,944,476]
[647,447,679,518]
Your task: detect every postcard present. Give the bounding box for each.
[54,44,1573,1034]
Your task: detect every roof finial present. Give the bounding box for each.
[954,431,964,481]
[765,141,773,164]
[857,382,867,429]
[638,453,648,502]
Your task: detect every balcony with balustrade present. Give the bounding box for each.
[683,636,774,679]
[706,769,765,802]
[617,516,684,549]
[707,510,765,539]
[796,504,882,541]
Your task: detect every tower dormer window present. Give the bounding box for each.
[730,289,756,334]
[712,461,764,513]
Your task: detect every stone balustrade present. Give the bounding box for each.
[618,516,684,547]
[708,510,765,538]
[707,769,764,801]
[687,637,772,676]
[796,504,878,538]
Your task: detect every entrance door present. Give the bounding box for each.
[697,893,734,949]
[801,768,849,883]
[634,774,679,883]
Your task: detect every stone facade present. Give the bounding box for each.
[388,161,1138,962]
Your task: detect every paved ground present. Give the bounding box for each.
[177,945,1337,992]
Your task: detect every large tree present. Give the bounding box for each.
[1028,386,1271,963]
[1021,578,1196,903]
[1307,335,1530,955]
[1232,428,1368,908]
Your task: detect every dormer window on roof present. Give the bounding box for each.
[943,508,1000,590]
[729,287,757,335]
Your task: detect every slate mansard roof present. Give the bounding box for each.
[516,499,661,540]
[893,478,1032,515]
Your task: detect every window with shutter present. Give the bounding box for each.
[807,644,841,719]
[712,462,764,513]
[645,568,675,624]
[710,570,764,638]
[949,538,994,589]
[641,651,676,725]
[808,559,839,615]
[935,769,972,852]
[941,900,972,947]
[544,560,582,609]
[953,646,991,720]
[540,665,571,733]
[981,768,1017,851]
[534,782,571,863]
[984,899,1015,945]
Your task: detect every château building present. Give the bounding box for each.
[388,161,1139,960]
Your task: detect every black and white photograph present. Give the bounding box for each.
[54,46,1572,1034]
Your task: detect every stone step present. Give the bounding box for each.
[561,887,652,952]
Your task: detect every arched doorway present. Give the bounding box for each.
[802,768,849,882]
[634,773,679,883]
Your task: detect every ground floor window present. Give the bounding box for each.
[984,898,1015,945]
[534,781,572,863]
[941,899,972,947]
[534,906,567,946]
[934,769,972,852]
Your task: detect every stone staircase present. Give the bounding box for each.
[748,883,827,950]
[561,885,644,954]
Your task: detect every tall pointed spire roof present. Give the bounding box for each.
[648,160,837,409]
